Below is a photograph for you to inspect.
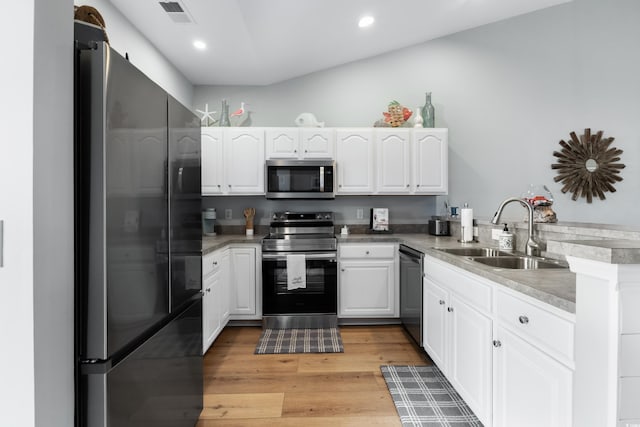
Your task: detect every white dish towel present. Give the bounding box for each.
[286,254,306,290]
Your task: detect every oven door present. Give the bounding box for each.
[262,252,337,315]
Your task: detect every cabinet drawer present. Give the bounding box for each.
[496,290,574,363]
[340,244,395,259]
[202,251,222,277]
[425,258,492,313]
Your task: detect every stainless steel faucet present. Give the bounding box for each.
[490,197,541,257]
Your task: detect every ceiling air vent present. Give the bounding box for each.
[159,1,195,24]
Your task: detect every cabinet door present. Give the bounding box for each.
[300,128,334,159]
[339,260,395,317]
[225,128,265,194]
[449,293,493,426]
[265,128,300,159]
[376,129,411,194]
[493,326,573,427]
[335,129,375,194]
[202,271,221,354]
[413,129,448,194]
[229,247,257,316]
[201,128,224,194]
[424,278,448,369]
[219,250,231,323]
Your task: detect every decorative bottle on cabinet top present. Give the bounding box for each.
[219,99,231,127]
[421,92,435,128]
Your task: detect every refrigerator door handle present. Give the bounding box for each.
[177,167,184,192]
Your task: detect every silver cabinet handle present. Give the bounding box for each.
[493,340,502,348]
[212,261,218,266]
[439,300,445,305]
[406,184,410,188]
[447,307,453,312]
[305,149,308,153]
[519,315,529,324]
[365,251,370,255]
[207,288,211,293]
[0,220,3,267]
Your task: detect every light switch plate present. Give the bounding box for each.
[225,209,232,219]
[356,208,364,219]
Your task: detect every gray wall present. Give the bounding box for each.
[76,0,195,107]
[195,0,640,226]
[34,0,75,425]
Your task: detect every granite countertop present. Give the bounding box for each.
[547,239,640,264]
[202,232,576,314]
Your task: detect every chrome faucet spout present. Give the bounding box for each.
[491,197,541,256]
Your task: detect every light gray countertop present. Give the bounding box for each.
[546,239,640,265]
[203,233,577,314]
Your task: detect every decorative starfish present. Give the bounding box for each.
[195,103,217,126]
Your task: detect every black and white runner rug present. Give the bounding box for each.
[255,328,344,354]
[381,365,483,426]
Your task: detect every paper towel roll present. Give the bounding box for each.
[460,208,474,242]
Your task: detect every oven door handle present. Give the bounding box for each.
[262,252,337,261]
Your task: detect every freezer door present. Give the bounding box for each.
[81,298,203,427]
[79,43,170,361]
[168,96,202,311]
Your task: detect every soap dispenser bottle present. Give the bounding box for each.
[499,223,514,251]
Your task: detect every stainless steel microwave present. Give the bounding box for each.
[265,159,335,199]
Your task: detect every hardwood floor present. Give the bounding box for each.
[198,325,431,426]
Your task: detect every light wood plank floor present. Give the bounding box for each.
[198,325,432,426]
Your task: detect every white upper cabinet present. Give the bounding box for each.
[265,128,334,159]
[300,128,334,159]
[201,127,224,195]
[201,127,447,196]
[224,128,265,194]
[413,128,448,194]
[265,128,300,159]
[375,129,411,194]
[335,128,375,194]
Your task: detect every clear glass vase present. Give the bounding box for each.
[219,99,231,127]
[421,92,435,128]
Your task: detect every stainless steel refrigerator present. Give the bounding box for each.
[74,40,203,427]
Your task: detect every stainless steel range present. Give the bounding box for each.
[262,212,337,329]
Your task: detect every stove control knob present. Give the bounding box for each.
[316,213,323,220]
[325,213,332,220]
[272,213,278,220]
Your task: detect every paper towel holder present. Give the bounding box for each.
[459,203,476,243]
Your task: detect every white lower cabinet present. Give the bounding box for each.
[493,326,573,427]
[423,267,492,425]
[202,248,230,354]
[338,243,398,317]
[229,245,261,319]
[422,254,575,427]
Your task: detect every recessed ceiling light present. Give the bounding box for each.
[193,40,207,50]
[358,16,375,28]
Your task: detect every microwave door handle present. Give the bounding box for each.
[177,167,184,192]
[319,166,324,192]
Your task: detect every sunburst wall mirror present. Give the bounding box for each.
[551,128,625,203]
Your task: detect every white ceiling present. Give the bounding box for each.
[109,0,571,86]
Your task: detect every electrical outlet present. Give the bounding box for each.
[491,228,502,240]
[225,209,232,219]
[356,208,364,219]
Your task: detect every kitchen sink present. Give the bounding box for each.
[469,256,568,270]
[435,247,513,257]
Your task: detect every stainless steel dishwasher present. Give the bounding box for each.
[399,244,424,347]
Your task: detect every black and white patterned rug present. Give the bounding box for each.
[254,328,344,354]
[381,365,483,427]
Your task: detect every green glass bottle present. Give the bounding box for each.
[219,99,231,127]
[421,92,435,128]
